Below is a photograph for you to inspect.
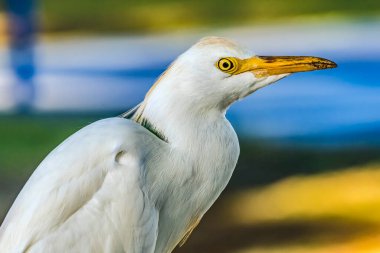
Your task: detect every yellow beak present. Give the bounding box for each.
[237,56,337,78]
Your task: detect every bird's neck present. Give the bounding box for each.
[132,87,228,147]
[134,103,224,147]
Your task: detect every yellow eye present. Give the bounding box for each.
[216,57,239,74]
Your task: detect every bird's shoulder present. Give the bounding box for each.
[64,117,159,152]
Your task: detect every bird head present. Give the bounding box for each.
[139,36,336,113]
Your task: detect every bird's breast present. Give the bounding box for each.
[153,118,239,253]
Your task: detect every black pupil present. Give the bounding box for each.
[222,61,230,68]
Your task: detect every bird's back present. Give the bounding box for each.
[0,118,163,253]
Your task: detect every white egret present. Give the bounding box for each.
[0,37,336,253]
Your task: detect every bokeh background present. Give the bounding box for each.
[1,0,380,252]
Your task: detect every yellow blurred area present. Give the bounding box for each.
[230,164,380,224]
[235,236,380,253]
[177,164,380,253]
[0,13,8,46]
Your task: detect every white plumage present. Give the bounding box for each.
[0,37,336,253]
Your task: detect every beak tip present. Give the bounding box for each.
[318,58,338,70]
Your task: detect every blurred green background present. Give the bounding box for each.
[40,0,380,33]
[1,0,380,252]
